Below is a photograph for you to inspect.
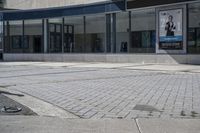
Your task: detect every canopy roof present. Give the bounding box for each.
[1,1,125,21]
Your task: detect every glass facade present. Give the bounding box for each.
[4,21,23,53]
[116,12,129,53]
[131,8,156,53]
[0,20,3,50]
[4,20,44,53]
[188,2,200,53]
[0,20,3,59]
[64,16,84,53]
[24,19,44,53]
[2,1,200,55]
[48,18,62,53]
[85,14,105,53]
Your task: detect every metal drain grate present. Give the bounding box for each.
[1,106,22,113]
[133,104,161,112]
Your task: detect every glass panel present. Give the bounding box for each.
[64,26,68,33]
[131,8,156,53]
[50,24,55,32]
[48,18,62,53]
[24,19,43,53]
[64,16,84,53]
[56,25,61,33]
[85,14,105,53]
[116,12,129,53]
[0,20,3,52]
[12,36,21,49]
[68,26,73,34]
[4,20,23,53]
[4,22,8,53]
[188,2,200,53]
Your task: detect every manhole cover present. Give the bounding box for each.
[133,104,161,112]
[1,106,22,113]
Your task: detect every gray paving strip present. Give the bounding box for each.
[136,118,200,133]
[1,116,200,133]
[0,116,139,133]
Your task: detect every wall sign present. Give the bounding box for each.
[159,9,183,50]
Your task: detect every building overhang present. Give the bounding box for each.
[1,1,125,21]
[127,0,199,9]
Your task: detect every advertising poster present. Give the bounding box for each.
[159,9,183,49]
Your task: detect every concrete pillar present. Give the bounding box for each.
[111,13,116,53]
[44,19,48,53]
[106,14,111,53]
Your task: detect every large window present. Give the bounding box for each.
[64,16,84,53]
[4,21,23,53]
[24,19,43,53]
[48,18,63,53]
[116,12,129,53]
[131,8,156,53]
[85,14,105,53]
[4,20,44,53]
[188,2,200,54]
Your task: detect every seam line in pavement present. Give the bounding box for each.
[135,119,142,133]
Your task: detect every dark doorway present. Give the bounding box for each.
[64,25,74,53]
[33,36,42,53]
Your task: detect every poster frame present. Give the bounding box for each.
[156,4,187,54]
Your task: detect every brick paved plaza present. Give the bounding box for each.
[0,62,200,119]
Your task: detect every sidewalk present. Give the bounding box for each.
[0,62,200,119]
[0,116,199,133]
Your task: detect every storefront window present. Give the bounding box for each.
[131,8,156,53]
[116,12,129,53]
[48,18,62,53]
[85,14,105,53]
[4,20,23,53]
[24,19,44,53]
[188,2,200,54]
[64,16,84,53]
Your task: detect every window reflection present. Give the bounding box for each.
[131,8,156,53]
[24,19,43,53]
[188,3,200,53]
[85,14,105,53]
[64,16,84,53]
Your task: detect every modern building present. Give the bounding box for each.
[0,0,200,64]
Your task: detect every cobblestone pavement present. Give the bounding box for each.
[0,62,200,119]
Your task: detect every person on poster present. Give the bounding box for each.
[165,15,176,36]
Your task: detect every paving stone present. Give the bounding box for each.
[1,62,200,119]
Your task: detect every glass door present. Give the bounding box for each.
[64,25,74,53]
[49,23,62,53]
